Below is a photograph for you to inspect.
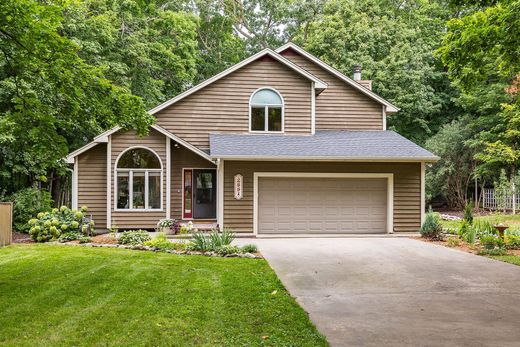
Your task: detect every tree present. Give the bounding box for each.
[425,119,479,208]
[62,0,200,109]
[438,0,520,180]
[0,0,153,196]
[290,0,460,144]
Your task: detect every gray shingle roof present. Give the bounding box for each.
[209,131,439,161]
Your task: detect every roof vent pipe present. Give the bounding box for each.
[353,65,362,81]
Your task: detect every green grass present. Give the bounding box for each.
[440,214,520,231]
[491,255,520,266]
[0,245,328,347]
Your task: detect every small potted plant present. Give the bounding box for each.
[157,219,174,234]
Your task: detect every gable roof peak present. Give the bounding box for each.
[276,42,399,113]
[148,47,327,115]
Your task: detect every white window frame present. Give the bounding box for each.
[114,146,163,212]
[249,87,285,133]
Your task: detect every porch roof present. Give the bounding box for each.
[209,131,439,162]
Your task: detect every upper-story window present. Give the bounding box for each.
[249,88,284,132]
[115,147,162,211]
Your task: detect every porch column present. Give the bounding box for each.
[217,159,224,230]
[166,137,171,219]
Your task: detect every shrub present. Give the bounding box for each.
[28,205,88,242]
[463,202,474,225]
[465,225,476,244]
[58,231,83,243]
[472,219,497,237]
[420,209,443,240]
[480,234,504,250]
[241,244,258,253]
[118,230,151,245]
[190,229,236,251]
[477,248,508,256]
[215,245,242,256]
[445,237,461,248]
[191,232,211,251]
[11,188,53,232]
[78,236,91,244]
[505,235,520,250]
[143,233,185,251]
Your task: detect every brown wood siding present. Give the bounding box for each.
[77,144,107,229]
[280,50,383,130]
[223,161,421,233]
[111,129,167,229]
[155,59,313,150]
[171,144,216,220]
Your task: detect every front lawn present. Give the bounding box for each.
[0,245,328,346]
[491,255,520,266]
[440,213,520,230]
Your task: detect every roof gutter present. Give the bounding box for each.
[210,155,440,163]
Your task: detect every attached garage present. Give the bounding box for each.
[254,173,393,235]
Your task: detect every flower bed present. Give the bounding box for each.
[51,241,262,259]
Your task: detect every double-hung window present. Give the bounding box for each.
[250,88,284,132]
[115,147,162,210]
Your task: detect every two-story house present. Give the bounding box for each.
[66,43,438,236]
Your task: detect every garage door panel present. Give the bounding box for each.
[258,177,387,234]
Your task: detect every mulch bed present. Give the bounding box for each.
[12,232,34,243]
[413,236,520,256]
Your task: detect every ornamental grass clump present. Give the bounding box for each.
[28,205,91,242]
[420,208,443,240]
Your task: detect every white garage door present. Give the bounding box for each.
[258,177,387,234]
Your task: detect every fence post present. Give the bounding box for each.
[513,182,517,215]
[0,202,13,246]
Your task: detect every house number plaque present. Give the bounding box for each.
[234,174,243,200]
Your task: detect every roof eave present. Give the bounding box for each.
[276,42,400,112]
[211,155,440,163]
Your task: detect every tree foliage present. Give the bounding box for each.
[1,0,518,211]
[0,0,153,194]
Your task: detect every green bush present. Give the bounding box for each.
[477,248,508,256]
[143,233,187,251]
[465,225,476,244]
[215,245,241,256]
[505,235,520,250]
[241,244,258,253]
[118,230,151,245]
[420,209,443,240]
[58,231,83,243]
[445,236,461,248]
[463,202,474,225]
[480,234,504,250]
[78,236,91,244]
[28,205,88,242]
[11,188,53,232]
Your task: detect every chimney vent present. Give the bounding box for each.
[353,65,362,81]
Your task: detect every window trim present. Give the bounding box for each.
[249,87,285,133]
[114,146,163,212]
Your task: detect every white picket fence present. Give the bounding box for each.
[483,188,520,210]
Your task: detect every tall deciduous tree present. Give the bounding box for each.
[291,0,459,144]
[62,0,200,109]
[0,0,153,194]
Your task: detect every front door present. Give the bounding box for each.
[183,169,216,219]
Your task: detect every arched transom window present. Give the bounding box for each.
[249,88,284,132]
[115,147,162,210]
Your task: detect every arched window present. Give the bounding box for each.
[249,88,284,132]
[115,147,162,210]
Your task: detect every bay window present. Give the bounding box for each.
[115,147,162,210]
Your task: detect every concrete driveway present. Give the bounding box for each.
[237,238,520,347]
